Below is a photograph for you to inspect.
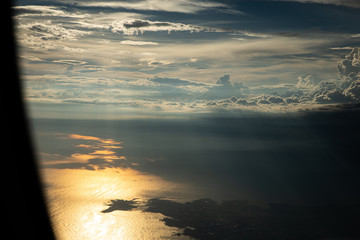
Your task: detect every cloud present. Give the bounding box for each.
[201,48,360,112]
[216,74,232,87]
[16,2,360,115]
[136,77,211,100]
[307,81,351,103]
[20,21,92,41]
[140,58,174,67]
[18,34,87,52]
[16,18,92,52]
[337,47,360,88]
[249,48,360,106]
[235,98,257,106]
[344,80,360,100]
[22,48,360,115]
[72,0,228,13]
[53,59,88,65]
[109,18,202,35]
[14,6,99,53]
[267,95,285,104]
[330,47,355,50]
[21,56,44,62]
[202,74,249,100]
[13,5,89,18]
[230,31,271,39]
[278,0,360,8]
[148,76,206,86]
[120,40,159,46]
[284,96,300,104]
[261,49,358,106]
[295,75,316,89]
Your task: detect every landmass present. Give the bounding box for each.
[101,199,139,213]
[102,198,360,239]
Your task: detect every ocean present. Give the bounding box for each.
[42,168,194,240]
[30,114,360,239]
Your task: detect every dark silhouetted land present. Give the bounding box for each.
[103,198,360,240]
[101,199,139,213]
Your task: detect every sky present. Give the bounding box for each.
[13,0,360,119]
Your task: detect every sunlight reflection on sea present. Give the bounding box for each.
[41,168,194,240]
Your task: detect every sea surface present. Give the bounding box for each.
[30,114,360,239]
[41,168,194,240]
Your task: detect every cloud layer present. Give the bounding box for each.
[202,48,360,111]
[109,18,203,35]
[22,48,360,116]
[280,0,360,8]
[14,1,360,118]
[72,0,228,13]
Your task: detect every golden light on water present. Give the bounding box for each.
[91,150,116,155]
[39,134,194,240]
[42,168,191,240]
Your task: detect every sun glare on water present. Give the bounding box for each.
[39,134,193,240]
[42,168,189,240]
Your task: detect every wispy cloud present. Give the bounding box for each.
[121,40,159,46]
[19,21,92,41]
[278,0,360,8]
[71,0,228,13]
[21,56,45,62]
[53,59,88,65]
[109,18,203,35]
[13,5,89,18]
